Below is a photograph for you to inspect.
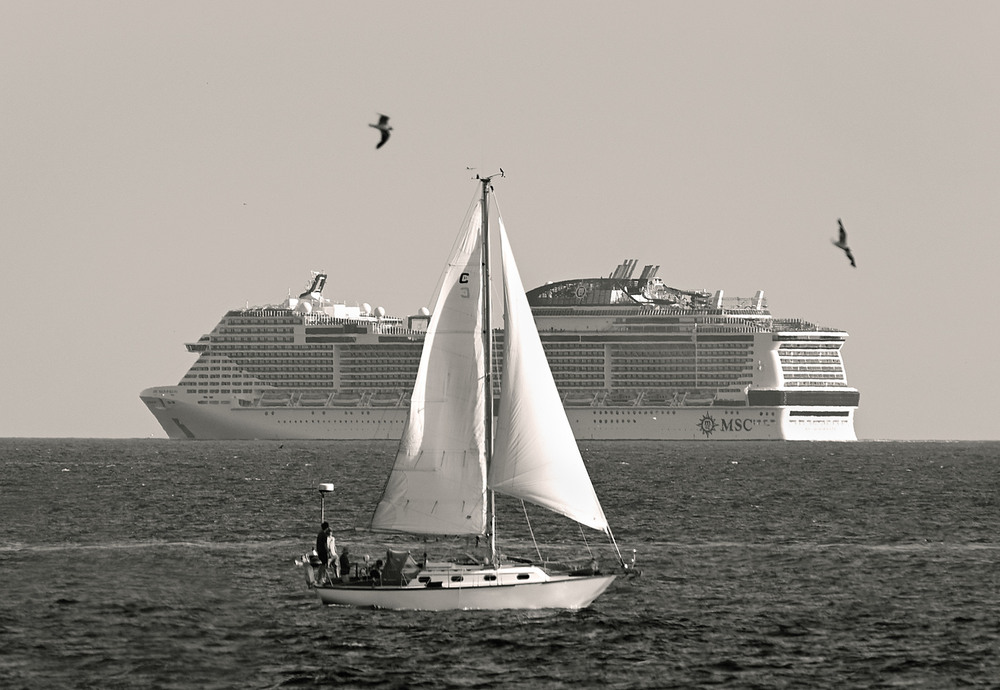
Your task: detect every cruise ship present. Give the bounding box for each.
[141,262,859,441]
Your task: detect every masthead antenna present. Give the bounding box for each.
[474,168,505,187]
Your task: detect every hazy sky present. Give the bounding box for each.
[3,2,999,440]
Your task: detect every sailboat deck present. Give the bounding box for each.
[322,563,599,591]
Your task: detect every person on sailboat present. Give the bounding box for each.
[327,530,339,579]
[339,546,351,582]
[315,522,332,584]
[369,559,383,584]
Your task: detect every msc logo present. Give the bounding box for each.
[722,418,758,433]
[697,413,758,437]
[697,413,717,438]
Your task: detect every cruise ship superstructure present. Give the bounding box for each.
[141,263,859,441]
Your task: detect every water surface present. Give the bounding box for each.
[1,439,997,688]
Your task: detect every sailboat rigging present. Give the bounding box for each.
[310,173,632,610]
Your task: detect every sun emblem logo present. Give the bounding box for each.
[697,413,717,438]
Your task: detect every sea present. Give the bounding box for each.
[1,439,997,689]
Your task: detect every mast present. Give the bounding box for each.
[479,172,501,567]
[481,175,496,567]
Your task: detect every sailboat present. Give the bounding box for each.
[314,173,630,610]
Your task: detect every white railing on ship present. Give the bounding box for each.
[772,319,847,333]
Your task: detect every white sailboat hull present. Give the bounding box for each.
[315,565,616,611]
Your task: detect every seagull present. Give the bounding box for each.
[833,218,856,267]
[369,113,392,149]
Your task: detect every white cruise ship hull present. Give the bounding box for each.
[141,387,856,441]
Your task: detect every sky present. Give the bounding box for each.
[2,1,999,440]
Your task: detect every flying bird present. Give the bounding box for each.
[369,114,392,149]
[833,219,856,267]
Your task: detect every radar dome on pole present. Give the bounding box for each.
[318,483,334,523]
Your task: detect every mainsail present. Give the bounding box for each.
[370,205,488,535]
[489,218,610,533]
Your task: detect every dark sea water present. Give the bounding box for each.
[1,439,998,689]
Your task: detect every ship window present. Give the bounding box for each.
[450,575,464,582]
[516,573,530,580]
